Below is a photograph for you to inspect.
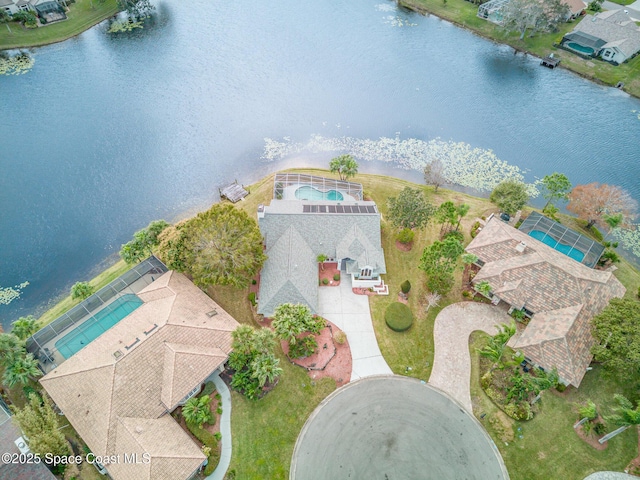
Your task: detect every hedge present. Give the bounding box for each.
[384,302,414,332]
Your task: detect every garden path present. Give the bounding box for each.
[206,373,232,480]
[429,302,511,412]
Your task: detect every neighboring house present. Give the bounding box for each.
[257,174,386,317]
[561,0,586,21]
[477,0,583,24]
[466,214,625,387]
[1,0,66,23]
[562,10,640,64]
[40,272,239,480]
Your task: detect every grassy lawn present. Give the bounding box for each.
[0,0,118,50]
[470,332,638,480]
[37,259,130,327]
[399,0,640,98]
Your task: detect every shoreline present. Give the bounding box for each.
[398,0,640,99]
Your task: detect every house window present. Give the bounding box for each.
[360,267,372,279]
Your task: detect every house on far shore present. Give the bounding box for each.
[561,10,640,64]
[561,0,586,21]
[256,173,387,317]
[1,0,66,23]
[40,271,239,480]
[477,0,585,24]
[466,212,625,387]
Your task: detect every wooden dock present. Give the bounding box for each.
[541,54,560,69]
[220,181,249,203]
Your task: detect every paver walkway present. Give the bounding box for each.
[429,302,511,413]
[206,373,232,480]
[318,279,392,381]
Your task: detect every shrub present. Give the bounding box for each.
[333,331,347,345]
[462,290,472,299]
[71,281,94,300]
[322,278,329,285]
[333,273,340,281]
[289,335,317,358]
[637,286,640,299]
[503,401,533,421]
[594,422,606,436]
[248,292,256,306]
[443,229,464,243]
[384,302,414,332]
[426,273,454,296]
[598,250,620,265]
[470,221,481,238]
[251,279,257,285]
[555,383,567,392]
[214,432,222,441]
[511,309,525,321]
[396,228,415,244]
[200,381,215,397]
[216,406,223,415]
[400,280,411,294]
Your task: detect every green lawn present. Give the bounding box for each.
[399,0,640,98]
[470,332,638,480]
[37,259,130,327]
[0,0,118,50]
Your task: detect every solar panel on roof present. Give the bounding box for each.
[310,205,318,212]
[328,205,336,213]
[336,205,344,213]
[366,206,376,213]
[303,205,311,212]
[319,205,326,213]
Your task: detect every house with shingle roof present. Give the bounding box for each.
[257,176,386,317]
[562,10,640,64]
[466,215,625,386]
[40,271,239,480]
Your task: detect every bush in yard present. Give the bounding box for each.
[186,420,219,475]
[400,280,411,294]
[289,335,318,358]
[322,278,329,285]
[182,395,214,428]
[248,292,256,306]
[396,228,415,244]
[200,381,215,397]
[384,302,414,332]
[470,221,481,238]
[333,273,340,281]
[442,229,464,244]
[71,281,94,300]
[333,331,347,344]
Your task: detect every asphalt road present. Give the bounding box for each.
[290,376,509,480]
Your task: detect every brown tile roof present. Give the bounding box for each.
[40,272,239,480]
[467,216,625,386]
[561,0,586,15]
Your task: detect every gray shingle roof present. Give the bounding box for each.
[570,11,640,58]
[257,199,385,316]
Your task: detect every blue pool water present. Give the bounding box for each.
[528,230,585,263]
[55,294,143,359]
[567,43,594,55]
[295,186,344,201]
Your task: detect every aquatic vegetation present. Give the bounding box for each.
[0,53,35,76]
[262,134,539,196]
[0,281,29,305]
[384,15,418,27]
[108,19,144,33]
[375,3,397,11]
[612,227,640,258]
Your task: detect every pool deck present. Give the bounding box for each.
[36,273,156,373]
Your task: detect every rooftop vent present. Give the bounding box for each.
[143,323,158,335]
[515,242,527,253]
[125,337,140,351]
[206,309,218,317]
[113,350,124,360]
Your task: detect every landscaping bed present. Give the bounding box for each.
[318,262,340,286]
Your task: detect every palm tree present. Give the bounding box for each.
[252,327,276,354]
[0,10,12,34]
[493,321,516,346]
[251,353,283,387]
[231,325,255,355]
[11,316,39,341]
[272,303,313,346]
[329,155,358,181]
[603,213,623,240]
[475,280,492,298]
[182,395,213,428]
[2,353,41,388]
[600,394,640,443]
[455,204,470,231]
[317,254,327,271]
[0,333,25,368]
[478,342,506,371]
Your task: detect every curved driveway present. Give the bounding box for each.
[429,302,511,412]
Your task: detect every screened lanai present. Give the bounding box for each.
[477,0,509,24]
[518,212,605,268]
[273,173,363,201]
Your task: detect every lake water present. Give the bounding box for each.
[1,0,639,330]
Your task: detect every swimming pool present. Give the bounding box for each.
[295,185,344,201]
[567,43,594,55]
[55,294,143,359]
[528,230,585,263]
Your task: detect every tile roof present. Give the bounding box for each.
[571,11,640,58]
[40,272,239,480]
[257,198,385,316]
[561,0,586,15]
[467,216,625,386]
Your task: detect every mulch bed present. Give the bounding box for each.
[395,240,413,251]
[281,325,336,371]
[353,288,376,296]
[319,262,341,286]
[172,391,222,458]
[397,292,408,304]
[574,417,607,450]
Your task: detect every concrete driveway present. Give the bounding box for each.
[429,302,512,412]
[318,279,392,381]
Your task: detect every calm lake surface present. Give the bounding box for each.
[1,0,639,330]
